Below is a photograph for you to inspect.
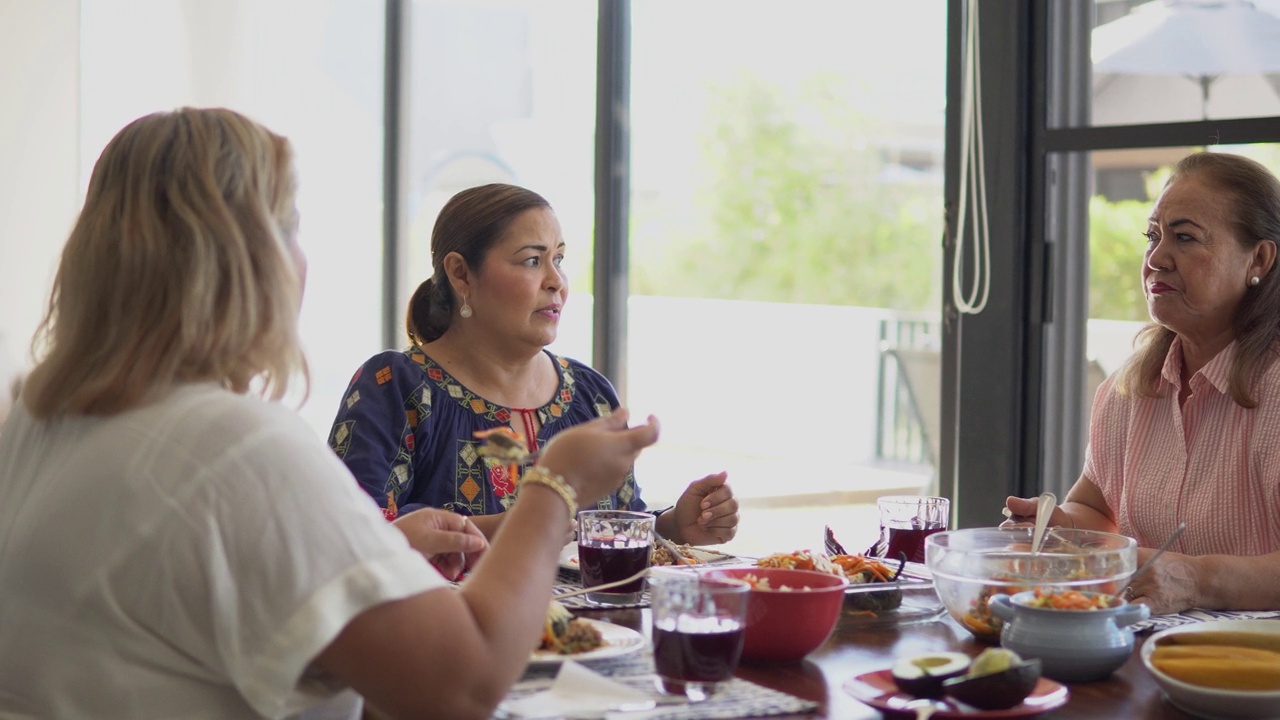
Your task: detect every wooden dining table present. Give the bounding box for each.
[574,604,1199,719]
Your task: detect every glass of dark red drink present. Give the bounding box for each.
[577,510,655,605]
[874,495,950,564]
[649,569,750,701]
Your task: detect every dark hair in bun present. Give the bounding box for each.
[405,183,551,345]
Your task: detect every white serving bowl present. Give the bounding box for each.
[1141,619,1280,719]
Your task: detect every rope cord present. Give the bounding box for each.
[953,0,992,316]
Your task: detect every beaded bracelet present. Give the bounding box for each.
[520,466,578,517]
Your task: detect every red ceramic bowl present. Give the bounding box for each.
[705,567,849,662]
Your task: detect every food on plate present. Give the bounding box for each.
[739,573,813,592]
[759,550,907,611]
[1157,630,1280,654]
[831,554,896,584]
[1150,644,1280,690]
[539,600,604,655]
[756,550,840,575]
[833,554,904,612]
[1024,588,1118,610]
[652,542,703,566]
[942,648,1041,710]
[890,652,971,698]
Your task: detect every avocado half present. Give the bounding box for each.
[890,652,971,699]
[942,649,1041,710]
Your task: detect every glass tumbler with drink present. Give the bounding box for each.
[577,510,655,605]
[875,495,950,564]
[649,568,750,702]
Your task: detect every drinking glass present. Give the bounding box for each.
[649,568,750,701]
[577,510,655,604]
[875,495,950,564]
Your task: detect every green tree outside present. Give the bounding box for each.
[631,74,941,312]
[1088,194,1150,321]
[630,75,1280,321]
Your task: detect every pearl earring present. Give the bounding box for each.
[459,302,473,318]
[1250,276,1261,287]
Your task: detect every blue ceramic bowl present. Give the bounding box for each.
[990,590,1149,682]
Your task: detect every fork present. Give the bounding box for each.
[654,532,697,567]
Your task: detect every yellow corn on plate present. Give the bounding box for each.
[1152,657,1280,691]
[1152,645,1280,663]
[1159,631,1280,654]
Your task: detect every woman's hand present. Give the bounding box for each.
[658,472,739,546]
[1124,549,1204,615]
[392,508,488,580]
[1001,478,1117,533]
[537,409,661,508]
[1000,496,1072,528]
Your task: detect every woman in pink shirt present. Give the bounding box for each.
[1007,152,1280,615]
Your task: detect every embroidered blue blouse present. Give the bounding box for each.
[328,348,644,519]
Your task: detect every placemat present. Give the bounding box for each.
[553,567,651,610]
[498,646,819,719]
[552,582,651,610]
[450,571,652,611]
[1133,608,1280,633]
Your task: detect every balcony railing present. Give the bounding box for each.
[874,315,941,468]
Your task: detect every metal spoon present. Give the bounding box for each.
[1119,521,1187,599]
[1031,491,1057,555]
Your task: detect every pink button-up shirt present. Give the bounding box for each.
[1084,337,1280,555]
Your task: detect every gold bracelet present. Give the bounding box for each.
[520,466,578,517]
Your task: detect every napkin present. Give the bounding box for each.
[501,661,656,719]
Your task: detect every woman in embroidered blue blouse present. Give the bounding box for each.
[329,183,739,545]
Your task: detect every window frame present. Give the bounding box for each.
[381,0,1280,526]
[941,0,1280,528]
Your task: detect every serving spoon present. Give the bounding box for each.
[1030,492,1057,555]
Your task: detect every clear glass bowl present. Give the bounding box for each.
[926,527,1137,643]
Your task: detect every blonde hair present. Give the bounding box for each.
[1118,152,1280,407]
[24,107,308,418]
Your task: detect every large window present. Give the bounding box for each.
[1029,0,1280,500]
[400,0,598,364]
[16,1,1276,541]
[628,1,948,556]
[1089,0,1280,129]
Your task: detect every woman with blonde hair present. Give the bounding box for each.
[0,107,658,719]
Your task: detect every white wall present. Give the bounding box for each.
[0,0,81,387]
[0,1,387,439]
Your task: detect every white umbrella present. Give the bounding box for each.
[1091,0,1280,123]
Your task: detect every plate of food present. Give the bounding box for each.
[754,550,942,623]
[557,542,737,571]
[530,601,646,666]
